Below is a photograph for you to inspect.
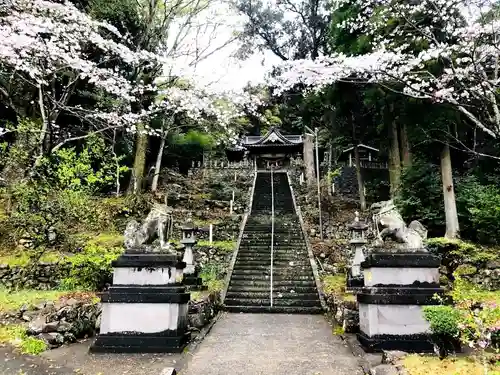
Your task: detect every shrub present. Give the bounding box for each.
[60,244,122,291]
[423,305,460,337]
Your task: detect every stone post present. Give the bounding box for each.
[303,133,315,185]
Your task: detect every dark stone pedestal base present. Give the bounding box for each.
[183,274,207,291]
[90,330,191,353]
[357,331,434,353]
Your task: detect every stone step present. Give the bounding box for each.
[232,264,312,271]
[224,298,321,307]
[225,291,320,300]
[231,268,314,275]
[228,279,317,287]
[229,274,315,281]
[222,305,323,314]
[234,261,310,267]
[227,285,318,293]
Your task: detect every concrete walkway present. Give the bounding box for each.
[180,313,364,375]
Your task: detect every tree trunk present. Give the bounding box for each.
[440,144,460,239]
[388,116,401,197]
[400,122,412,168]
[151,136,166,192]
[129,124,148,194]
[354,145,366,210]
[303,133,315,186]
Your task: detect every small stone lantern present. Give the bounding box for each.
[346,211,368,288]
[181,219,197,275]
[180,219,205,290]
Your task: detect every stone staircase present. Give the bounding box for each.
[224,171,322,314]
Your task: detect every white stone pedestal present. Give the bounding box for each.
[356,252,443,353]
[90,252,190,353]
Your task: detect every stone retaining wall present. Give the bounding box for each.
[2,291,222,350]
[0,262,72,290]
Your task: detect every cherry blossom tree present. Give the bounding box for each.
[0,0,258,191]
[268,0,500,140]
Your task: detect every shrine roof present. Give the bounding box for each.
[242,127,303,148]
[342,144,379,153]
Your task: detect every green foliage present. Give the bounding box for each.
[37,135,127,194]
[0,324,47,355]
[449,276,500,353]
[426,238,497,265]
[9,183,97,246]
[423,305,461,337]
[456,176,500,244]
[199,261,226,292]
[60,244,122,291]
[396,161,444,234]
[397,162,500,244]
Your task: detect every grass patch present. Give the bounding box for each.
[321,274,356,302]
[403,354,500,375]
[73,231,124,249]
[0,288,66,312]
[322,274,346,295]
[198,240,236,253]
[0,251,67,267]
[0,324,47,354]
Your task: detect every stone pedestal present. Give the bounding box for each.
[90,252,190,353]
[356,252,443,353]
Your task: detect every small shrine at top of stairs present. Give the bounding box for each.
[235,127,304,170]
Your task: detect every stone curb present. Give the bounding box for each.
[341,333,374,374]
[167,310,222,374]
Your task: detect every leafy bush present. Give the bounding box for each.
[199,261,226,292]
[423,305,460,337]
[449,277,500,355]
[36,134,126,194]
[9,183,97,246]
[60,244,122,291]
[426,237,497,283]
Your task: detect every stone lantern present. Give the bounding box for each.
[181,219,197,275]
[346,211,368,289]
[180,219,204,289]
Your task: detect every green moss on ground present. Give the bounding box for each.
[321,274,355,302]
[426,237,498,264]
[403,354,500,375]
[0,287,66,312]
[0,251,66,267]
[0,324,47,354]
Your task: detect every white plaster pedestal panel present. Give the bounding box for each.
[100,303,188,334]
[113,267,178,285]
[364,267,439,286]
[359,303,430,337]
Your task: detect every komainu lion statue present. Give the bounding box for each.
[124,203,174,253]
[370,200,428,251]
